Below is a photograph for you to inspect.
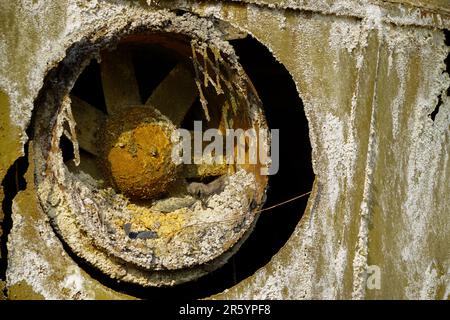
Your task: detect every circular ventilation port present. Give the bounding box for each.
[33,27,270,287]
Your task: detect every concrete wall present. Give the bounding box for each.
[0,0,448,299]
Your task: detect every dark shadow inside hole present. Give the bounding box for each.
[185,175,222,184]
[429,96,442,121]
[228,36,314,281]
[71,59,107,114]
[60,34,313,299]
[59,135,75,163]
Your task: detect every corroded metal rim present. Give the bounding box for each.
[32,11,269,287]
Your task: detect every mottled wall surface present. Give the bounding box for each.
[0,0,70,263]
[183,2,449,299]
[0,0,448,299]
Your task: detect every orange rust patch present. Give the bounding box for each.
[102,107,176,199]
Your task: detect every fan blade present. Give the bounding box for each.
[70,95,106,156]
[146,63,197,125]
[101,49,141,114]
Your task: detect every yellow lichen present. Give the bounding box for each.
[127,203,186,239]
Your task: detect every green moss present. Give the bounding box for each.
[7,281,45,300]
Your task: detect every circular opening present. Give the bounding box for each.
[33,15,313,298]
[34,25,269,287]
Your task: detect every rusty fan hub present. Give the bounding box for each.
[102,107,176,199]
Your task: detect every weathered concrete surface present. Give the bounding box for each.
[5,144,133,299]
[0,0,448,299]
[200,0,450,29]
